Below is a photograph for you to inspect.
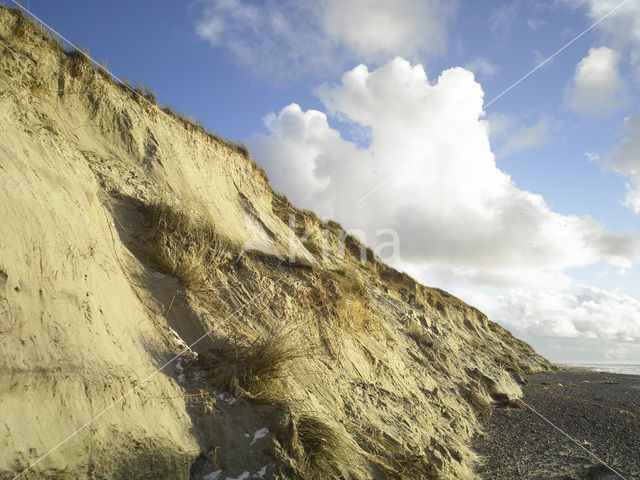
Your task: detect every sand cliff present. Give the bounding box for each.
[0,7,551,479]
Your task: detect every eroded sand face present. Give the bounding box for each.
[0,8,551,479]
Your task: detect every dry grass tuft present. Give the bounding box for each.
[332,268,366,297]
[145,194,226,290]
[66,46,92,79]
[303,235,324,258]
[352,425,439,479]
[160,106,257,164]
[296,414,367,480]
[407,323,434,348]
[464,385,491,422]
[202,324,310,402]
[119,80,157,105]
[493,352,532,377]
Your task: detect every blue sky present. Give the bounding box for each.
[17,0,640,362]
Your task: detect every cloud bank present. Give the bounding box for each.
[456,284,640,361]
[251,58,640,288]
[572,1,640,214]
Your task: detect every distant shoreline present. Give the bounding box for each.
[557,362,640,376]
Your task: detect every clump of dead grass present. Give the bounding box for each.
[201,324,310,402]
[303,234,324,258]
[407,323,434,348]
[145,194,226,290]
[66,46,93,80]
[119,80,157,105]
[295,414,368,480]
[352,425,439,479]
[331,267,366,297]
[464,385,491,422]
[493,352,532,376]
[8,6,64,51]
[160,106,257,164]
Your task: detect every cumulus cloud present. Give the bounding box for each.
[600,113,640,213]
[195,0,455,75]
[251,57,640,287]
[323,0,455,61]
[566,46,626,115]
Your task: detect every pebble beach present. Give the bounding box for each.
[473,367,640,479]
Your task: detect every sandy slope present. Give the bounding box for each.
[0,7,551,479]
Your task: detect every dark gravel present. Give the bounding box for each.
[472,368,640,480]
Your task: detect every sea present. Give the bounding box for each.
[562,363,640,376]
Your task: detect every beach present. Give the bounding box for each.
[473,368,640,479]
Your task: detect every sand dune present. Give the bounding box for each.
[0,7,551,479]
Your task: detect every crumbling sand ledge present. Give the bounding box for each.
[0,7,551,479]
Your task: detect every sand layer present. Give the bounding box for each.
[473,368,640,479]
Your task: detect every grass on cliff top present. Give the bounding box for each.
[6,5,262,177]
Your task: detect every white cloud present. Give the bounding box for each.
[461,285,640,341]
[323,0,455,61]
[499,118,554,157]
[575,0,640,72]
[527,18,549,30]
[489,1,520,36]
[600,113,640,213]
[464,58,498,78]
[195,0,455,75]
[566,46,626,115]
[251,57,640,288]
